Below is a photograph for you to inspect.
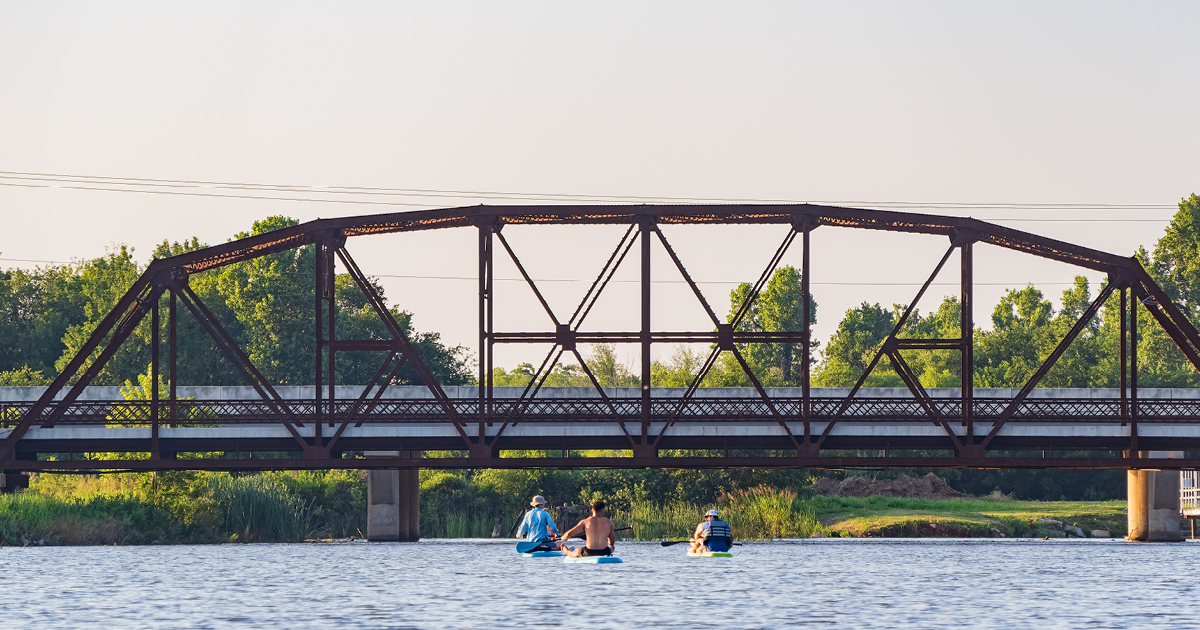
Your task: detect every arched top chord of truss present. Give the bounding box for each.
[163,203,1130,273]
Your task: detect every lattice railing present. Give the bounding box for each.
[2,397,1197,428]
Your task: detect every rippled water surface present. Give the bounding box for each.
[2,539,1198,629]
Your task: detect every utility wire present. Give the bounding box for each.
[0,170,1179,217]
[0,179,1172,222]
[0,170,1178,207]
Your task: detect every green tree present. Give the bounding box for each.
[812,302,900,387]
[41,217,469,387]
[54,246,148,384]
[706,266,817,387]
[1149,194,1200,316]
[0,262,89,377]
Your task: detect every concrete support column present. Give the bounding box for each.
[366,451,421,542]
[1126,451,1183,542]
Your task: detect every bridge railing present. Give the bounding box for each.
[3,397,1197,428]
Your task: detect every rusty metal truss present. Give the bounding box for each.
[4,203,1200,472]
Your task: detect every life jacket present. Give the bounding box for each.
[704,519,732,542]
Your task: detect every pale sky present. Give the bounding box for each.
[1,2,1197,371]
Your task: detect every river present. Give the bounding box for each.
[1,539,1196,629]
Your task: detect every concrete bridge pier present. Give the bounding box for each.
[365,451,420,542]
[1126,451,1183,542]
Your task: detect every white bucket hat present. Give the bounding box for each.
[531,495,547,507]
[706,509,719,517]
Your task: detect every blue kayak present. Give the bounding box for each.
[521,551,565,558]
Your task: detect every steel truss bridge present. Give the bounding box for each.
[5,204,1200,472]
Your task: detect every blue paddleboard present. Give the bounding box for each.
[564,556,623,564]
[521,551,565,557]
[687,551,732,557]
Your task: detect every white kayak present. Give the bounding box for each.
[521,551,565,558]
[687,551,733,557]
[563,556,623,564]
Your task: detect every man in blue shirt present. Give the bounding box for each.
[516,495,561,551]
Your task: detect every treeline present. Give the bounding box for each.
[0,216,471,387]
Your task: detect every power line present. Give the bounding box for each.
[0,181,433,208]
[0,170,1180,216]
[0,179,1173,222]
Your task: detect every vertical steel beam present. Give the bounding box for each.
[1131,290,1139,456]
[169,288,177,428]
[802,221,812,444]
[478,222,492,437]
[1120,288,1128,423]
[640,217,652,448]
[315,241,324,432]
[961,241,973,439]
[151,300,160,458]
[325,241,336,435]
[487,229,494,415]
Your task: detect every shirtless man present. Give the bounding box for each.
[558,500,616,558]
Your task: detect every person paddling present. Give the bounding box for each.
[559,500,617,558]
[688,509,733,554]
[516,495,562,551]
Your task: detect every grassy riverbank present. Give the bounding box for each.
[0,471,365,545]
[815,496,1127,538]
[0,470,1128,545]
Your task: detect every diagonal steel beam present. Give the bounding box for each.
[1133,265,1200,359]
[729,345,801,451]
[18,287,163,444]
[731,228,799,329]
[335,248,461,419]
[172,283,309,451]
[652,345,722,444]
[0,267,157,460]
[354,353,407,428]
[815,245,958,449]
[654,226,721,326]
[563,348,637,448]
[495,230,559,326]
[834,244,956,417]
[323,350,398,451]
[980,281,1116,449]
[490,346,566,444]
[1134,281,1200,372]
[654,225,800,447]
[887,349,963,451]
[569,223,638,328]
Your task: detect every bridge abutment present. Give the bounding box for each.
[1126,451,1183,542]
[365,451,420,542]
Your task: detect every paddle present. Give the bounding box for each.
[506,509,527,539]
[660,540,742,547]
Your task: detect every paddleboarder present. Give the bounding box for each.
[688,509,733,554]
[559,500,617,558]
[516,495,562,552]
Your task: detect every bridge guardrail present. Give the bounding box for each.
[2,397,1195,428]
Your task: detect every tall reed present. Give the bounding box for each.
[206,475,313,542]
[615,486,819,541]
